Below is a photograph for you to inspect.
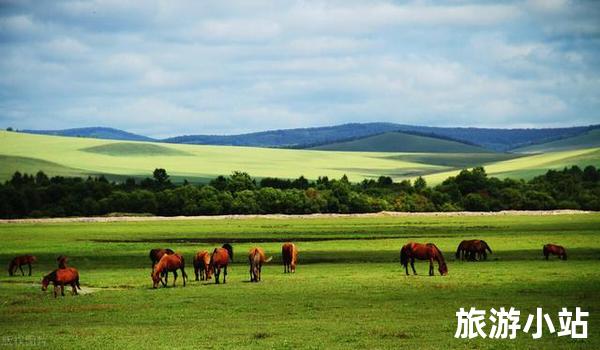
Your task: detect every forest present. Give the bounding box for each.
[1,166,599,218]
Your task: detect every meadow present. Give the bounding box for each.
[0,213,599,349]
[1,131,599,184]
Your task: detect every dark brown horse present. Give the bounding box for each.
[456,240,492,261]
[401,242,448,276]
[8,255,37,276]
[543,244,567,260]
[42,267,81,297]
[193,250,212,281]
[151,253,187,288]
[57,255,69,269]
[282,243,298,273]
[210,248,230,284]
[248,247,272,282]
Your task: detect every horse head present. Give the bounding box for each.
[41,276,50,291]
[439,262,448,276]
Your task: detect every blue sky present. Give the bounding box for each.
[0,0,599,138]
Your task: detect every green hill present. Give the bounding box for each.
[0,130,598,185]
[514,128,600,153]
[311,131,491,153]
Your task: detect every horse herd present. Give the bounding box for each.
[6,241,566,297]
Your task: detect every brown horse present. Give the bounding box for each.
[42,267,81,297]
[151,253,187,288]
[8,255,37,276]
[400,242,448,276]
[193,250,212,281]
[149,248,175,270]
[456,240,493,261]
[248,247,272,282]
[209,248,230,284]
[282,243,298,273]
[544,244,567,260]
[57,255,69,269]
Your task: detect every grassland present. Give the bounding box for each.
[1,131,599,184]
[0,213,599,349]
[311,131,490,153]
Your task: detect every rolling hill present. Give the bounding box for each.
[513,128,600,153]
[1,130,599,185]
[310,131,491,153]
[21,127,154,142]
[18,123,597,152]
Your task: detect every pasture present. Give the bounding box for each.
[1,131,599,184]
[0,213,599,349]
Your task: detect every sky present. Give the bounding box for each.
[0,0,599,138]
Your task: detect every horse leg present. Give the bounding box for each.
[71,283,77,295]
[258,264,262,282]
[61,283,65,296]
[429,258,434,276]
[411,258,417,275]
[53,283,58,298]
[182,267,187,287]
[249,264,254,282]
[215,267,220,284]
[405,263,409,276]
[28,263,32,276]
[19,264,24,276]
[194,264,199,281]
[223,265,227,284]
[172,270,178,287]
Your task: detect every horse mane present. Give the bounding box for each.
[429,244,446,266]
[44,269,57,282]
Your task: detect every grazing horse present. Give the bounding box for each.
[248,247,272,282]
[57,255,69,269]
[8,255,37,276]
[193,250,212,281]
[281,243,298,273]
[400,242,448,276]
[151,253,187,288]
[149,248,175,270]
[210,248,230,284]
[544,244,567,260]
[456,240,493,261]
[222,243,234,262]
[41,267,81,298]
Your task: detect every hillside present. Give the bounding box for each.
[1,131,599,185]
[21,127,154,142]
[310,131,491,153]
[162,122,595,151]
[19,123,597,152]
[514,128,600,153]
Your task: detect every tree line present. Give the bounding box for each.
[1,166,599,219]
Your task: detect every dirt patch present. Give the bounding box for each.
[0,210,594,225]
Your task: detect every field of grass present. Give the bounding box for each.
[1,131,599,184]
[0,213,599,349]
[311,131,490,153]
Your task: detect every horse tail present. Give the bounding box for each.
[8,260,15,276]
[482,240,492,254]
[265,256,273,263]
[400,246,408,267]
[562,249,567,260]
[76,277,81,290]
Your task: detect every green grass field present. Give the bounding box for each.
[0,213,599,349]
[1,131,599,184]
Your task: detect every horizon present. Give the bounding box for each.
[8,121,600,139]
[1,1,599,138]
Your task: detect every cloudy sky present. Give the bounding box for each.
[1,0,599,138]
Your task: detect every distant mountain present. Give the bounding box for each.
[21,127,154,142]
[163,123,401,147]
[19,123,598,152]
[311,131,492,153]
[163,122,597,152]
[513,128,600,153]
